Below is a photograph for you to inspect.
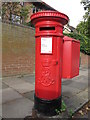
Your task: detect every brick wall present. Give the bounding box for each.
[80,52,90,68]
[2,22,89,77]
[2,22,35,77]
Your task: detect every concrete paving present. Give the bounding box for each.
[2,83,9,89]
[2,88,23,104]
[2,98,34,118]
[10,82,34,94]
[1,66,89,119]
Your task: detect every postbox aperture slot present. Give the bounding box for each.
[40,27,55,31]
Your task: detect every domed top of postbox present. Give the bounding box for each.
[30,11,69,26]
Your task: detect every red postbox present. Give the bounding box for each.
[31,11,69,115]
[62,36,80,78]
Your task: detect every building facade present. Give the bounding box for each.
[2,1,56,24]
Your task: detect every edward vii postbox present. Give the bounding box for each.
[31,11,69,115]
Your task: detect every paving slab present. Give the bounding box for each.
[76,89,88,101]
[23,90,35,101]
[62,85,82,98]
[68,96,87,108]
[2,98,33,118]
[79,66,88,70]
[0,104,2,118]
[62,75,88,85]
[72,75,88,83]
[2,88,23,104]
[3,77,25,87]
[0,83,2,90]
[80,68,88,71]
[62,94,88,113]
[79,69,88,76]
[0,90,2,107]
[11,82,34,94]
[0,116,2,120]
[62,74,88,86]
[65,81,88,91]
[20,75,35,85]
[62,79,73,85]
[1,67,89,118]
[2,83,9,89]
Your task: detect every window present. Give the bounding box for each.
[32,8,35,13]
[32,7,38,13]
[12,14,20,24]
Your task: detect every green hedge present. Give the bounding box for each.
[24,21,35,28]
[63,33,90,55]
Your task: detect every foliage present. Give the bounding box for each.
[55,100,67,115]
[20,4,35,24]
[2,2,20,22]
[55,109,61,115]
[61,100,67,112]
[20,6,29,23]
[66,0,90,55]
[55,100,74,118]
[76,12,90,39]
[25,21,35,28]
[76,1,90,38]
[76,21,88,37]
[81,0,90,11]
[63,32,90,55]
[2,2,33,24]
[68,109,74,117]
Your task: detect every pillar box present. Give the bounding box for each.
[30,11,69,115]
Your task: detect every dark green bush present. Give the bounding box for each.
[63,32,90,55]
[25,21,35,28]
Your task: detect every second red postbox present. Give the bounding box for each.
[62,36,80,78]
[31,11,69,115]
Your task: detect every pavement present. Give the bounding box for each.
[0,66,89,119]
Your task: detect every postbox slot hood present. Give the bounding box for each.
[63,36,80,43]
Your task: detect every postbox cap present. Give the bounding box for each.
[63,36,80,43]
[30,11,69,25]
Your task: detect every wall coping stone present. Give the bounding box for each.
[1,20,35,30]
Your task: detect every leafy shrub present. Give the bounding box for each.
[25,21,35,28]
[63,32,90,55]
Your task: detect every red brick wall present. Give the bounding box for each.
[2,22,35,77]
[2,22,89,77]
[80,52,90,68]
